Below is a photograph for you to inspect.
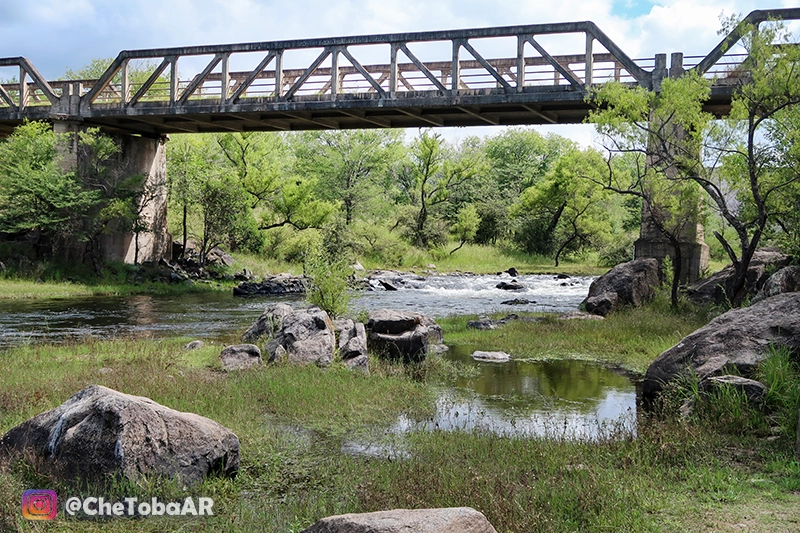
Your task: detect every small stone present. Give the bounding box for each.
[183,340,205,350]
[471,351,511,362]
[220,344,263,371]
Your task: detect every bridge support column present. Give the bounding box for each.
[53,120,171,265]
[633,52,709,284]
[634,209,709,283]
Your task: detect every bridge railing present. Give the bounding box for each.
[61,20,652,113]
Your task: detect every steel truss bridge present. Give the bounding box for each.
[0,8,798,136]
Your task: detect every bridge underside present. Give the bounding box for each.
[0,86,735,137]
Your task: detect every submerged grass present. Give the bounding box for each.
[1,320,799,532]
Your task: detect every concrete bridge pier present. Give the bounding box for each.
[633,53,709,284]
[53,99,170,265]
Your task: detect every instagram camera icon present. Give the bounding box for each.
[22,490,57,521]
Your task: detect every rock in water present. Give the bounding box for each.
[581,258,659,316]
[471,351,511,362]
[0,385,239,485]
[643,292,800,397]
[220,344,263,371]
[301,507,498,533]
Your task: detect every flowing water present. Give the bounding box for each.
[0,273,639,440]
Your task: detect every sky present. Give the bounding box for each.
[1,0,798,146]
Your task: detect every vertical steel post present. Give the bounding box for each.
[516,35,526,92]
[331,47,339,100]
[221,53,230,103]
[390,43,398,98]
[275,50,284,98]
[18,66,27,110]
[585,32,594,87]
[121,58,129,108]
[169,56,178,105]
[451,39,461,95]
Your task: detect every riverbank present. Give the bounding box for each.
[1,310,798,532]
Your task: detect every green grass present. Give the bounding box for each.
[439,296,711,374]
[1,314,799,532]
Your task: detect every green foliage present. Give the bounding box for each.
[512,147,613,265]
[303,243,352,319]
[0,122,99,250]
[449,204,481,254]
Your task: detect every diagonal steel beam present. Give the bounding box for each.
[398,44,448,93]
[178,53,224,105]
[229,51,277,103]
[460,40,513,92]
[283,48,332,100]
[524,36,584,89]
[339,47,387,97]
[128,58,171,107]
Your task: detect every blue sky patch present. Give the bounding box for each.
[611,0,658,18]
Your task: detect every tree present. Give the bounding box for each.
[166,134,208,259]
[293,130,403,225]
[0,121,98,257]
[450,204,481,254]
[512,148,613,266]
[196,172,251,266]
[397,130,483,248]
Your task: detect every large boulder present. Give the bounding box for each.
[753,265,800,303]
[301,507,498,533]
[0,385,239,485]
[265,307,336,366]
[366,310,445,363]
[220,344,263,371]
[684,247,791,306]
[242,303,294,343]
[643,292,800,397]
[581,258,659,316]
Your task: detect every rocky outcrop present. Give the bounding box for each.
[242,303,294,343]
[684,248,791,306]
[0,385,239,485]
[183,340,204,350]
[581,258,660,316]
[643,292,800,397]
[220,344,263,371]
[366,309,445,363]
[301,507,498,533]
[753,265,800,303]
[233,274,307,297]
[265,307,336,366]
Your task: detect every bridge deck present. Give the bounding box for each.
[0,8,796,136]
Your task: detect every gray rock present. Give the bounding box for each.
[0,385,239,485]
[581,258,659,316]
[242,303,294,343]
[685,247,791,306]
[335,318,369,361]
[557,311,605,321]
[701,375,767,404]
[344,354,369,374]
[183,340,205,351]
[266,307,336,366]
[507,267,519,277]
[471,351,511,362]
[366,310,444,363]
[233,275,307,297]
[496,280,524,290]
[643,292,800,397]
[220,344,263,371]
[753,265,800,303]
[367,309,419,334]
[500,298,535,305]
[301,507,498,533]
[467,319,496,330]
